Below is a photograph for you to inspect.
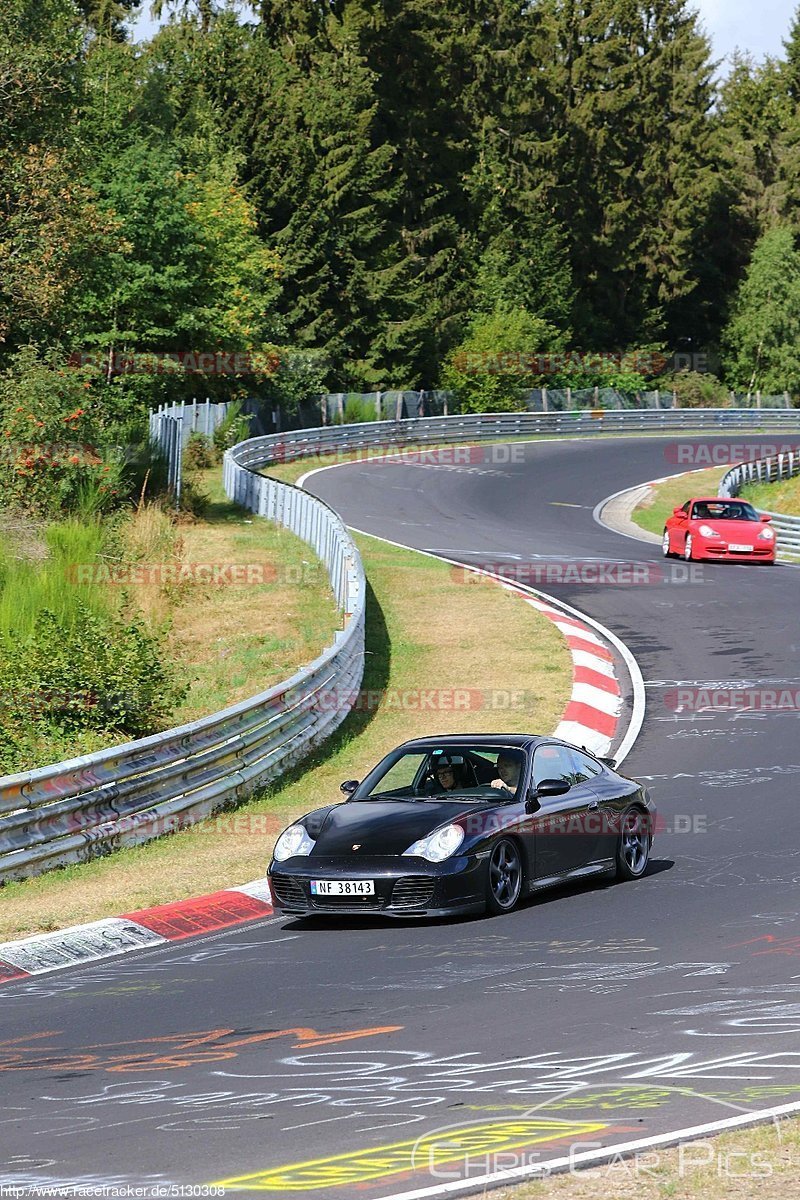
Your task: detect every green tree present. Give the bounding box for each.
[784,4,800,103]
[442,305,564,412]
[151,0,221,33]
[722,226,800,395]
[535,0,723,347]
[76,0,139,39]
[717,53,792,236]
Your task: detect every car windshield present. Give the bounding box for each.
[358,746,526,802]
[691,501,759,522]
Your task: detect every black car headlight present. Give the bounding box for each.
[402,823,465,863]
[273,823,315,862]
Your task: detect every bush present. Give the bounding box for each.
[0,525,187,773]
[212,400,252,456]
[0,346,124,517]
[0,602,186,744]
[662,370,731,408]
[443,306,565,413]
[184,432,214,471]
[341,396,378,424]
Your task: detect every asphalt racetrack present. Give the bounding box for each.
[2,435,800,1198]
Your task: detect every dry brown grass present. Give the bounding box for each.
[114,474,338,722]
[0,531,572,940]
[495,1117,800,1199]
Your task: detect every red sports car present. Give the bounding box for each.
[663,497,776,563]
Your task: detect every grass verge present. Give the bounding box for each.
[629,467,729,536]
[494,1115,800,1199]
[0,531,571,941]
[161,469,337,722]
[740,474,800,516]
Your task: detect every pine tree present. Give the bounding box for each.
[76,0,139,40]
[722,225,800,394]
[534,0,723,349]
[784,4,800,103]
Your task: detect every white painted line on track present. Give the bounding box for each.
[298,465,646,766]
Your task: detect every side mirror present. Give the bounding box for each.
[340,779,359,796]
[672,507,686,518]
[598,756,617,769]
[760,514,772,523]
[536,778,571,798]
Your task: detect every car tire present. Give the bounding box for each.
[684,533,694,561]
[485,838,523,915]
[615,807,650,881]
[662,529,673,558]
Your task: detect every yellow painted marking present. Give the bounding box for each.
[211,1119,609,1191]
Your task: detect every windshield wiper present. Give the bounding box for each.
[359,792,417,802]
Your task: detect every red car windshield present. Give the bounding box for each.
[691,501,759,522]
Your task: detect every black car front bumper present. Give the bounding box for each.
[268,854,487,918]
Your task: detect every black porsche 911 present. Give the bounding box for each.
[267,735,656,919]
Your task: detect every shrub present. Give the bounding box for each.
[0,602,186,743]
[184,432,214,471]
[443,306,565,413]
[662,370,731,408]
[342,396,378,424]
[212,400,252,457]
[0,346,124,516]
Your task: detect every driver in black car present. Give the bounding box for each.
[434,757,465,792]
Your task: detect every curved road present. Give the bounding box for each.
[2,435,800,1197]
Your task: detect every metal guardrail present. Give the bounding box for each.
[236,408,800,466]
[0,450,364,884]
[718,451,800,554]
[5,406,800,885]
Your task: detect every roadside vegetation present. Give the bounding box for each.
[0,531,572,940]
[740,475,800,516]
[0,431,337,776]
[5,1,800,423]
[497,1116,800,1200]
[630,468,730,537]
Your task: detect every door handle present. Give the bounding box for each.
[587,801,599,811]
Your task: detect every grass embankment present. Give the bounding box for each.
[497,1117,800,1200]
[0,531,571,940]
[740,475,800,515]
[629,467,729,536]
[158,469,336,722]
[0,471,337,772]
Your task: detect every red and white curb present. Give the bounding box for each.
[0,879,273,984]
[514,592,622,756]
[0,520,644,986]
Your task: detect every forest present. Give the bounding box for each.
[3,0,800,420]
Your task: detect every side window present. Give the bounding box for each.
[533,744,578,788]
[568,749,603,784]
[681,501,690,514]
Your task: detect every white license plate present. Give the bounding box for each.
[310,880,375,896]
[729,544,752,552]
